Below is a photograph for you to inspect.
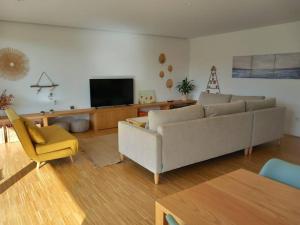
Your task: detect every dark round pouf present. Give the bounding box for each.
[70,119,90,133]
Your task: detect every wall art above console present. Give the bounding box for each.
[232,52,300,79]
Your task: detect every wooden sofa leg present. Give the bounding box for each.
[154,173,160,185]
[36,162,40,169]
[244,148,249,156]
[249,147,253,155]
[120,153,124,161]
[70,156,74,163]
[278,139,281,146]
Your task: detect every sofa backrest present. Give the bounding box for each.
[157,111,253,172]
[198,92,232,105]
[5,108,38,160]
[204,100,245,117]
[246,98,276,111]
[148,104,204,131]
[231,95,265,102]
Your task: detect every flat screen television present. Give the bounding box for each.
[90,78,134,107]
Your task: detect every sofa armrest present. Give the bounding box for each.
[252,106,285,146]
[118,121,162,173]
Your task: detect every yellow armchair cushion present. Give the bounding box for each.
[36,125,78,155]
[22,117,46,144]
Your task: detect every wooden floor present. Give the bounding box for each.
[0,132,300,225]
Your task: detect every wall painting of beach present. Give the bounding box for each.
[232,52,300,79]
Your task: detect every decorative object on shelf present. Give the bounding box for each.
[49,109,54,113]
[159,70,165,78]
[168,65,173,73]
[48,92,54,100]
[70,106,75,110]
[232,52,300,79]
[30,72,59,94]
[176,77,195,101]
[0,47,29,80]
[159,53,166,64]
[206,66,220,93]
[166,79,174,89]
[138,90,156,104]
[0,90,14,110]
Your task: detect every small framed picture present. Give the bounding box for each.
[138,90,156,104]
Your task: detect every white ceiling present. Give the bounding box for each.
[1,0,300,38]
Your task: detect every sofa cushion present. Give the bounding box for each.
[205,101,245,117]
[231,95,265,102]
[148,104,204,131]
[246,98,276,111]
[198,92,232,105]
[36,125,78,155]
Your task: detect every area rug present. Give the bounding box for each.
[79,133,121,168]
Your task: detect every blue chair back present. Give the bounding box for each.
[260,158,300,189]
[165,214,180,225]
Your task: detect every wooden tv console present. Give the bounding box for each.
[0,100,196,135]
[91,100,196,130]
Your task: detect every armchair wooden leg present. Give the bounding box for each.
[154,173,160,185]
[36,162,40,169]
[70,156,74,163]
[120,153,124,161]
[244,148,249,156]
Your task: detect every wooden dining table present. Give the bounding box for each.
[155,169,300,225]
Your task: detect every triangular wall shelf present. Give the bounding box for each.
[30,72,59,93]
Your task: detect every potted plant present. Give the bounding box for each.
[0,90,14,109]
[176,77,195,101]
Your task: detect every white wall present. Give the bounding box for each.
[189,21,300,136]
[2,20,300,135]
[0,21,189,114]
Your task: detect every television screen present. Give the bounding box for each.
[90,78,134,107]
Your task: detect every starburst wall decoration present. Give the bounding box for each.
[0,48,29,80]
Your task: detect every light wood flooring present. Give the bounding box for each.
[0,131,300,225]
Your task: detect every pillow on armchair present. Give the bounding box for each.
[22,117,46,144]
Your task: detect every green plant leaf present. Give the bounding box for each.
[176,77,195,95]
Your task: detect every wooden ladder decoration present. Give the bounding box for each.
[206,66,220,93]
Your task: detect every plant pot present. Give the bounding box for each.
[181,94,189,101]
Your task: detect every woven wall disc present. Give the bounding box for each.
[159,71,165,78]
[168,65,173,72]
[166,79,173,89]
[159,53,166,64]
[0,48,29,80]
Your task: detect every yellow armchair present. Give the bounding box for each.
[5,108,79,169]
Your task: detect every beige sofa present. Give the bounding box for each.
[118,93,285,184]
[199,92,285,152]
